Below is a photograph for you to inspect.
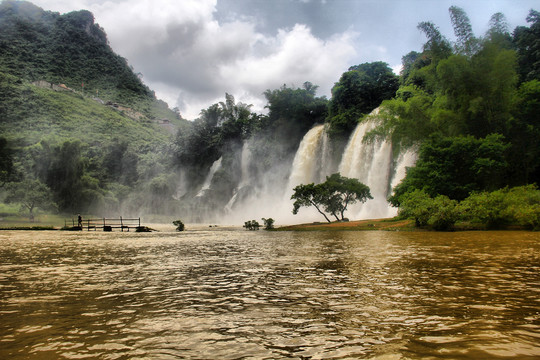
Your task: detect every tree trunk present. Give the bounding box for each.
[310,201,331,222]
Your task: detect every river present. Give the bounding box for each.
[0,227,539,359]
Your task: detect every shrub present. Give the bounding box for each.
[398,189,458,230]
[173,219,185,231]
[243,220,260,230]
[262,217,275,230]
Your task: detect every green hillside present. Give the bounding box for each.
[0,0,189,218]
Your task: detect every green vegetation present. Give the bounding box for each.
[397,185,540,231]
[292,173,372,223]
[366,7,540,230]
[0,1,188,219]
[243,220,260,230]
[2,1,540,230]
[5,179,55,220]
[327,62,399,139]
[173,219,185,231]
[262,217,275,230]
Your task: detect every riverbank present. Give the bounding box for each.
[276,218,417,231]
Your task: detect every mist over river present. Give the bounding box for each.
[1,228,539,359]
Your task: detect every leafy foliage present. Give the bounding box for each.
[0,1,153,108]
[262,217,275,230]
[391,134,509,203]
[5,179,56,219]
[513,10,540,82]
[243,220,260,230]
[398,189,458,230]
[327,62,399,138]
[173,219,185,231]
[292,173,372,223]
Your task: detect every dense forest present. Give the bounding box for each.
[1,1,540,227]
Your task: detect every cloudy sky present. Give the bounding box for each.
[29,0,538,119]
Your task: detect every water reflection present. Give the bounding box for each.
[0,229,539,359]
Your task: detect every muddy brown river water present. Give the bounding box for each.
[0,227,539,359]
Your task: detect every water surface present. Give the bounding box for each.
[0,228,539,359]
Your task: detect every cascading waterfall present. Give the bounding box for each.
[338,117,417,219]
[216,111,416,224]
[224,143,252,212]
[196,157,222,197]
[286,124,329,191]
[391,149,417,190]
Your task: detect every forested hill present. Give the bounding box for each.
[0,0,169,111]
[0,0,190,215]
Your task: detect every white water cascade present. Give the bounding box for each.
[338,118,416,219]
[286,124,328,191]
[224,143,252,212]
[196,157,222,197]
[218,114,416,224]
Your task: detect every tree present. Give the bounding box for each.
[45,140,87,212]
[397,189,458,230]
[5,179,56,220]
[327,62,399,138]
[291,173,372,222]
[449,6,479,56]
[390,134,509,204]
[243,220,260,230]
[262,217,275,230]
[173,219,185,231]
[322,173,372,221]
[292,183,332,222]
[263,83,328,148]
[513,10,540,82]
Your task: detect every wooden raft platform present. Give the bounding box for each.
[65,217,143,232]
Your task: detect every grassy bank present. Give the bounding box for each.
[276,218,417,231]
[275,217,533,231]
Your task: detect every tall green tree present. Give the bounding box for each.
[449,6,479,56]
[0,137,15,187]
[45,140,102,213]
[327,62,399,138]
[513,10,540,82]
[390,134,509,204]
[322,173,372,221]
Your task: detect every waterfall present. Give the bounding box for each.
[217,112,416,224]
[238,142,252,188]
[196,157,222,197]
[391,149,417,190]
[287,124,326,190]
[338,118,407,219]
[224,143,252,212]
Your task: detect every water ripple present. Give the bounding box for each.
[0,229,539,359]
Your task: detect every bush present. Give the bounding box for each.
[173,219,185,231]
[262,217,275,230]
[428,195,458,231]
[459,185,540,230]
[398,189,458,230]
[243,220,260,230]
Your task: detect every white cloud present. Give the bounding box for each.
[29,0,539,119]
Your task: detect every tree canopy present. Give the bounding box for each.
[292,173,372,222]
[327,62,399,138]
